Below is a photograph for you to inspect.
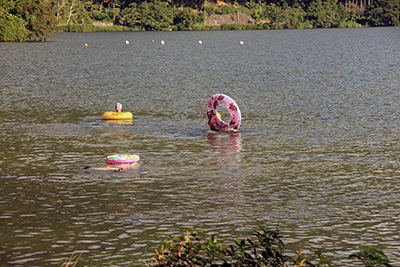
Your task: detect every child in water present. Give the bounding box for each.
[115,103,122,113]
[84,166,127,172]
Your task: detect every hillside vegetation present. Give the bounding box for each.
[1,0,399,41]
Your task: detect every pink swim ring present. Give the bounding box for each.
[106,154,140,164]
[203,94,241,131]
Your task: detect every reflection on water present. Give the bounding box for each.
[206,132,244,216]
[102,119,134,125]
[1,27,400,266]
[207,131,242,168]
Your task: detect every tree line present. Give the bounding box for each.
[1,0,399,41]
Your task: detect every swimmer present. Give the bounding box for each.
[84,166,127,172]
[115,103,122,113]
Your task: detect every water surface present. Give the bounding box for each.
[1,27,400,266]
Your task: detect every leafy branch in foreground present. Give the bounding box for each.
[349,245,391,267]
[222,223,290,266]
[144,226,225,266]
[145,224,391,267]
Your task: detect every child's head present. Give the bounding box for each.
[115,103,122,112]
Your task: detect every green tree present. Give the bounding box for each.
[138,0,173,31]
[117,2,140,26]
[262,3,307,29]
[106,0,121,22]
[0,0,55,41]
[262,4,287,28]
[305,0,340,27]
[282,5,306,28]
[90,3,110,21]
[0,1,28,41]
[364,0,400,26]
[174,6,197,29]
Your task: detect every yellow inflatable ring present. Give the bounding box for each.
[102,112,133,120]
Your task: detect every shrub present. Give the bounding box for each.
[144,226,224,266]
[349,245,391,267]
[145,224,392,267]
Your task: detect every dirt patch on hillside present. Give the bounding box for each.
[205,13,253,25]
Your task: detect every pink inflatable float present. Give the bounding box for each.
[202,94,241,131]
[106,154,140,164]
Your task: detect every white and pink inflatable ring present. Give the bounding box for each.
[106,154,140,164]
[206,94,241,131]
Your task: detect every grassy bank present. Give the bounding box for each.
[55,23,266,33]
[56,21,364,33]
[56,24,144,32]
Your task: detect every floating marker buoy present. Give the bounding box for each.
[161,40,165,45]
[151,39,154,42]
[240,41,244,45]
[84,43,88,47]
[198,40,202,44]
[125,40,129,44]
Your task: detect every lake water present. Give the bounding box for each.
[1,27,400,266]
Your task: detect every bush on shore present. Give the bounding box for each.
[144,224,391,267]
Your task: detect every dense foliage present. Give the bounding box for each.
[145,225,392,267]
[1,0,399,41]
[55,0,398,30]
[363,0,399,26]
[0,0,55,41]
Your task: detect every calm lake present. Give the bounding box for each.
[1,27,400,266]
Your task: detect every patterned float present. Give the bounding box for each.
[202,94,241,131]
[106,154,140,164]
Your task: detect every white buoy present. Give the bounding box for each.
[198,40,203,44]
[125,40,130,44]
[240,41,244,45]
[161,40,165,45]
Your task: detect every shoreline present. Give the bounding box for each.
[55,23,366,33]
